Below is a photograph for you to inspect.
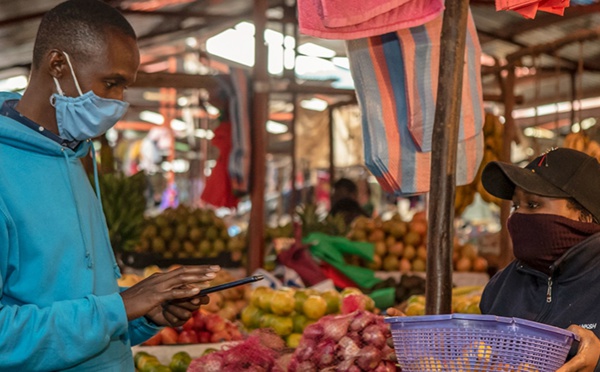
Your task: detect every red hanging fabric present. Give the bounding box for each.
[495,0,569,19]
[200,121,239,208]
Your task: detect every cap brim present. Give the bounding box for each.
[481,161,570,200]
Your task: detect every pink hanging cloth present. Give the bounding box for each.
[495,0,569,19]
[297,0,444,40]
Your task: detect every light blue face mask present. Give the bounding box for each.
[50,51,129,142]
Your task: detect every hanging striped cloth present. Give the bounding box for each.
[346,10,484,196]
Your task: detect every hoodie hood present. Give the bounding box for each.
[0,92,90,158]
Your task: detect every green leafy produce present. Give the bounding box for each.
[96,172,147,253]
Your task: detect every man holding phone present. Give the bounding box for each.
[0,0,218,370]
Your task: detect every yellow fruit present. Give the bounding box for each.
[403,245,416,260]
[286,333,303,348]
[270,290,295,316]
[464,341,492,362]
[240,305,262,328]
[302,295,327,320]
[320,290,341,314]
[340,287,362,297]
[292,314,308,333]
[270,315,293,337]
[294,290,309,313]
[251,287,271,307]
[412,258,426,272]
[404,302,425,316]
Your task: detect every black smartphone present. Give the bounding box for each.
[199,275,265,296]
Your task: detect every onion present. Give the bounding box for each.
[338,336,360,361]
[347,331,361,345]
[252,329,287,350]
[381,345,397,362]
[246,366,268,372]
[350,311,374,332]
[335,358,356,372]
[361,324,386,349]
[356,345,383,371]
[295,360,317,372]
[303,323,324,341]
[373,361,397,372]
[314,340,336,367]
[273,353,293,372]
[295,339,316,362]
[323,314,353,342]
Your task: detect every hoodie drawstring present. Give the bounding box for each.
[90,143,121,279]
[61,147,93,268]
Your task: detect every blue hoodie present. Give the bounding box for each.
[0,92,160,371]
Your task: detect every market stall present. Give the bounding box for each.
[1,0,600,371]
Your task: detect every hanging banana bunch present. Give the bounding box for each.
[563,132,600,162]
[455,113,503,216]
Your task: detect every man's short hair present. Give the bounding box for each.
[32,0,136,69]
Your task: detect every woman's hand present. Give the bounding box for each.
[385,307,406,317]
[385,307,405,349]
[120,265,220,321]
[556,325,600,372]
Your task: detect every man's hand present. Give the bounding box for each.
[557,325,600,372]
[145,294,210,327]
[120,265,220,321]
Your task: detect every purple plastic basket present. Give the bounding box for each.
[385,314,578,372]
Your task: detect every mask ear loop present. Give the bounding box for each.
[62,51,84,96]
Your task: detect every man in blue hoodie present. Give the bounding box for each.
[0,1,219,370]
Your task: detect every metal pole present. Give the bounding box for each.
[247,0,269,274]
[425,0,471,315]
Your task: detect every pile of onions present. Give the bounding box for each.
[288,311,398,371]
[188,329,292,372]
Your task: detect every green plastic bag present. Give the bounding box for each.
[304,232,382,289]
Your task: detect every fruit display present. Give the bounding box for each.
[142,309,243,346]
[136,205,246,262]
[347,213,488,273]
[563,131,600,161]
[187,329,293,372]
[202,270,250,321]
[402,285,483,316]
[134,351,192,372]
[288,310,397,371]
[240,287,374,346]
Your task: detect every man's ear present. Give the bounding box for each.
[47,50,67,79]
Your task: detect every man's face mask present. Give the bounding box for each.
[50,51,129,142]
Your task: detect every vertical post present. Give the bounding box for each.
[499,67,516,269]
[248,0,269,274]
[328,107,335,196]
[425,0,470,315]
[570,71,577,129]
[288,5,299,217]
[290,93,298,216]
